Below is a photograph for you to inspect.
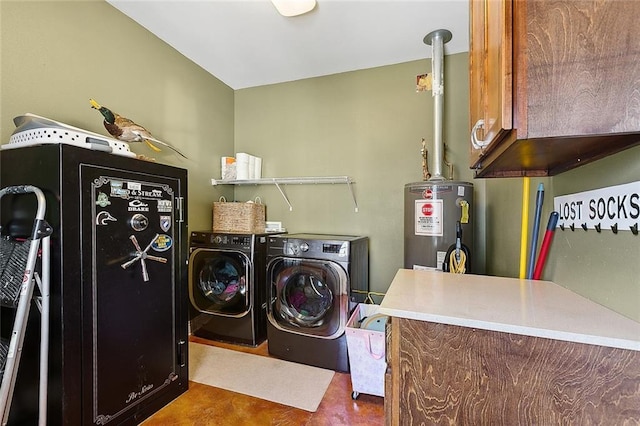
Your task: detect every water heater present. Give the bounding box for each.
[404,181,473,270]
[404,29,473,271]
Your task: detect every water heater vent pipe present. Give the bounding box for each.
[424,29,452,181]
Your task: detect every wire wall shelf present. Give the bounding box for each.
[211,176,358,212]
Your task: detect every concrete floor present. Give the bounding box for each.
[141,336,385,425]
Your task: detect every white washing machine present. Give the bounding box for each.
[265,234,369,372]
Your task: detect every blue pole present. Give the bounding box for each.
[527,183,544,279]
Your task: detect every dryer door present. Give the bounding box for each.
[189,248,251,317]
[266,257,348,339]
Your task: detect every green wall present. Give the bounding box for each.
[233,55,484,296]
[2,1,637,320]
[547,149,640,320]
[0,0,234,231]
[483,145,640,321]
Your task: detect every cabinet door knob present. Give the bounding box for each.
[471,119,490,149]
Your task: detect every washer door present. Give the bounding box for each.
[189,248,251,317]
[267,257,348,339]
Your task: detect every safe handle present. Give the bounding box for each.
[178,340,187,367]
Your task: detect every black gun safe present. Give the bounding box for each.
[0,144,188,425]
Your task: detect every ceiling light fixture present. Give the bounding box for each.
[271,0,317,17]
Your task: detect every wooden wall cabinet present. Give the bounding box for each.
[385,317,640,424]
[469,0,640,177]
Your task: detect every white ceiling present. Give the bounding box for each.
[107,0,469,90]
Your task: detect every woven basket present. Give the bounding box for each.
[213,197,266,233]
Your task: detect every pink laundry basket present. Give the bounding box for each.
[346,303,388,399]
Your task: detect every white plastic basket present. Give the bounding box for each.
[346,303,388,399]
[3,113,136,158]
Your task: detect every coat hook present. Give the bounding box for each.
[570,223,575,231]
[631,224,638,236]
[559,223,565,231]
[581,223,588,231]
[594,223,601,233]
[611,223,618,234]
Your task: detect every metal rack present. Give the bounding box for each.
[211,176,359,212]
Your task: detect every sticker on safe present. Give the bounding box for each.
[152,234,173,252]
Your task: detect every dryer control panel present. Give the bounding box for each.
[267,233,366,262]
[322,243,348,256]
[280,239,349,260]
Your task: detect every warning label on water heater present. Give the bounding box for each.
[415,199,443,236]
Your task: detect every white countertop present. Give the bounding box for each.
[379,269,640,351]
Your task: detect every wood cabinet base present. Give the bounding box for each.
[386,318,640,424]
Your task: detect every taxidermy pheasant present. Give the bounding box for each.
[89,98,187,158]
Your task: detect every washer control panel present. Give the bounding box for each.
[189,232,252,250]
